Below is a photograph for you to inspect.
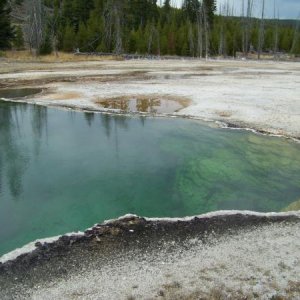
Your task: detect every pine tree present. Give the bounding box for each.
[39,30,52,55]
[63,23,76,52]
[38,0,299,57]
[0,0,14,49]
[161,0,171,25]
[182,0,200,23]
[13,26,25,50]
[77,22,88,51]
[203,0,216,27]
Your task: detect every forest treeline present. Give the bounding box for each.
[1,0,300,57]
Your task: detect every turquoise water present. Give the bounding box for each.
[0,100,300,256]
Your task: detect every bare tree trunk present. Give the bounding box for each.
[273,0,279,60]
[24,0,44,55]
[230,2,237,57]
[218,4,225,57]
[114,4,122,55]
[147,24,154,54]
[154,26,160,56]
[104,1,124,55]
[242,0,246,55]
[196,9,203,58]
[244,0,253,57]
[202,1,210,59]
[48,11,60,57]
[104,3,113,52]
[188,22,195,57]
[258,0,265,60]
[219,24,225,56]
[291,17,300,54]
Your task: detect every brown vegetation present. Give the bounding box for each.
[3,50,121,63]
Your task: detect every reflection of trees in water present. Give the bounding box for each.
[32,105,48,138]
[31,105,48,156]
[99,114,130,161]
[84,113,95,127]
[136,99,160,113]
[101,114,112,138]
[0,102,28,199]
[100,114,129,139]
[114,115,128,130]
[0,102,48,200]
[100,100,129,111]
[140,116,146,127]
[99,98,161,113]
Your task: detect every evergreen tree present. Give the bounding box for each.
[13,26,25,50]
[203,0,216,27]
[63,23,76,52]
[161,0,171,25]
[0,0,14,49]
[36,0,300,57]
[39,30,53,55]
[77,22,88,51]
[182,0,200,23]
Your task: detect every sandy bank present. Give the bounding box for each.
[0,59,299,139]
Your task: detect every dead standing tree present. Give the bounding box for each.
[218,3,225,57]
[196,5,203,58]
[291,15,300,54]
[273,0,279,59]
[195,1,210,59]
[243,0,254,57]
[24,0,44,54]
[188,21,195,57]
[103,2,113,52]
[113,2,122,54]
[103,0,123,55]
[202,1,210,59]
[47,6,61,57]
[147,23,160,55]
[258,0,265,59]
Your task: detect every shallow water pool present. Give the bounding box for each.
[0,88,42,99]
[0,100,299,256]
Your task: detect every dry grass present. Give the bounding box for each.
[3,50,122,63]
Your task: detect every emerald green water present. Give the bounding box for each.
[0,100,300,256]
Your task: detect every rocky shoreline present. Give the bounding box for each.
[1,212,300,299]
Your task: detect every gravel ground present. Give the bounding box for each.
[0,213,300,300]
